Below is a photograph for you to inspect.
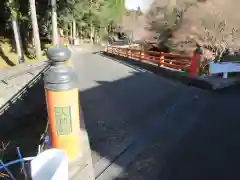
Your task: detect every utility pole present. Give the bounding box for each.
[51,0,58,45]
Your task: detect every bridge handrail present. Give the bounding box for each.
[105,46,191,71]
[147,51,191,61]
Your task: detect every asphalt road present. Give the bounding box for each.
[2,48,239,180]
[71,49,240,180]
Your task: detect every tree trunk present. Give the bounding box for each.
[90,23,93,44]
[89,0,93,44]
[73,19,76,45]
[92,26,95,44]
[80,26,83,44]
[19,21,28,56]
[29,0,41,60]
[70,22,73,45]
[12,19,24,64]
[8,0,24,64]
[51,0,58,45]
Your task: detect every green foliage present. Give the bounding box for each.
[1,0,127,46]
[5,0,19,20]
[100,0,126,23]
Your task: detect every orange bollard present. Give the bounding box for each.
[188,46,202,78]
[44,47,81,161]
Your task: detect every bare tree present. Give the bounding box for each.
[178,0,240,60]
[200,14,237,61]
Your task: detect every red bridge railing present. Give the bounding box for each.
[104,46,202,78]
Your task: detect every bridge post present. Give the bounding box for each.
[188,46,203,78]
[159,54,164,67]
[44,47,82,161]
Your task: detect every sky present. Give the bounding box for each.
[125,0,153,12]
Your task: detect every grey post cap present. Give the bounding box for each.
[47,47,71,62]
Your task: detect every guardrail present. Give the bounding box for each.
[0,61,49,84]
[0,61,50,115]
[104,46,202,77]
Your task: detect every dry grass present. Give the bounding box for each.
[0,141,11,179]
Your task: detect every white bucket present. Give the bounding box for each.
[30,149,68,180]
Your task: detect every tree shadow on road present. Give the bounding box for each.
[78,53,240,180]
[76,62,204,179]
[2,52,240,180]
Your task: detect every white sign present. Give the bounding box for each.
[209,62,240,78]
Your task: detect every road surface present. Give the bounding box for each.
[72,49,240,180]
[1,48,240,180]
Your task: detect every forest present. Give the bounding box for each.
[0,0,126,67]
[1,0,240,68]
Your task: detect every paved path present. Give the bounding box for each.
[71,49,240,180]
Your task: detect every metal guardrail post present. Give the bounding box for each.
[44,47,82,161]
